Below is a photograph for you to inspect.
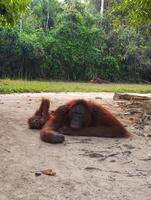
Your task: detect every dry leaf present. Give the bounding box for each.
[145,133,151,138]
[41,169,56,176]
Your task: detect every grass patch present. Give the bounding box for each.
[0,79,151,93]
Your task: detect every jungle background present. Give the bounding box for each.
[0,0,151,82]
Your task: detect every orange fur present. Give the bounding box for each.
[28,99,130,143]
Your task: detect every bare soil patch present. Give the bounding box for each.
[0,92,151,200]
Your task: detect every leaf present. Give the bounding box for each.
[41,169,56,176]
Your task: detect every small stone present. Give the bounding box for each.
[35,172,42,176]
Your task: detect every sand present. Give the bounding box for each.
[0,92,151,200]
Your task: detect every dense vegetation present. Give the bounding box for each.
[0,0,151,82]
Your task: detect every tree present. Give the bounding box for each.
[22,0,61,31]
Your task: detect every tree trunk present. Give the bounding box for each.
[46,2,50,30]
[100,0,104,17]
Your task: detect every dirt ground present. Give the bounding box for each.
[0,92,151,200]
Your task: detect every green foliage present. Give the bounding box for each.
[0,27,46,79]
[113,0,151,27]
[0,0,151,83]
[48,4,105,80]
[0,0,31,25]
[106,25,151,82]
[25,0,62,31]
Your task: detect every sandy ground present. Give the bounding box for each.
[0,92,151,200]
